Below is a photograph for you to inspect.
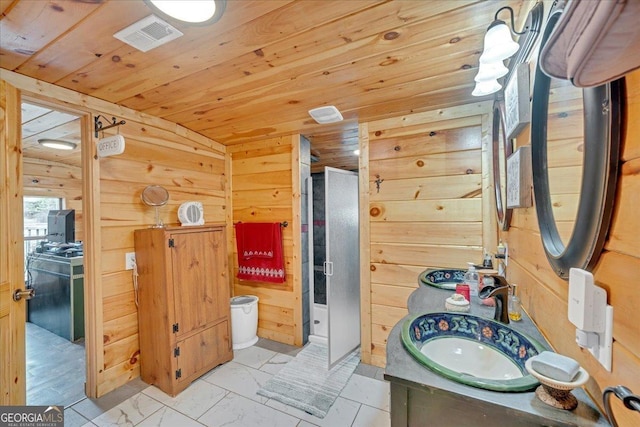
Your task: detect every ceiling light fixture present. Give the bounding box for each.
[145,0,226,25]
[38,139,77,150]
[308,106,343,124]
[472,6,526,97]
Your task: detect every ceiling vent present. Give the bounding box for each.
[114,15,183,52]
[308,106,343,124]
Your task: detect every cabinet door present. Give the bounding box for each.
[175,321,230,385]
[170,229,229,336]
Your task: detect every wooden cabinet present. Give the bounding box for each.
[134,225,233,396]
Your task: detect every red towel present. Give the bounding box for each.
[235,222,285,283]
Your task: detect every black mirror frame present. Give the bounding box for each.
[492,99,513,231]
[531,5,624,279]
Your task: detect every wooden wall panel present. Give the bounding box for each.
[503,69,640,426]
[96,119,227,396]
[361,103,493,366]
[229,136,302,346]
[1,71,228,398]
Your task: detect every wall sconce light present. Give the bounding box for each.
[475,61,509,82]
[472,6,527,97]
[472,80,502,97]
[480,7,524,64]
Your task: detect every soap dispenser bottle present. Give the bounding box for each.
[464,263,479,297]
[509,284,522,321]
[482,249,493,269]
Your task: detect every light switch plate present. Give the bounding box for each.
[591,305,613,372]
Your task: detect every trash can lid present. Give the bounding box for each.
[231,295,259,306]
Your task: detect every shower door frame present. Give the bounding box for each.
[324,167,360,369]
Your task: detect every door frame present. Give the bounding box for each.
[1,80,25,404]
[1,81,102,402]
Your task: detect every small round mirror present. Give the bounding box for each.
[141,185,169,228]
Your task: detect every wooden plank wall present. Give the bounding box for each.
[361,103,494,366]
[0,71,228,398]
[505,69,640,426]
[98,121,227,395]
[228,136,303,346]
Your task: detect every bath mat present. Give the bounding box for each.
[257,342,360,418]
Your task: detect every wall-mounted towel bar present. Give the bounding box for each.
[234,221,288,227]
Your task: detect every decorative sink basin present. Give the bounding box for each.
[418,269,465,290]
[402,312,547,392]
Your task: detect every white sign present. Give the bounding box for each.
[96,135,125,157]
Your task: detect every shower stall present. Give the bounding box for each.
[307,167,360,368]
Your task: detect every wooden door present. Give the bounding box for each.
[170,228,228,336]
[0,80,26,404]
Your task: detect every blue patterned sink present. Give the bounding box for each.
[418,269,465,290]
[402,312,547,392]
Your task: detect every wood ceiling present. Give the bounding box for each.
[1,0,526,172]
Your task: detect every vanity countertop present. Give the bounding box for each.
[384,285,609,426]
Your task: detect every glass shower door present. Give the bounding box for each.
[325,167,360,369]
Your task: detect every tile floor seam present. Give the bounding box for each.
[156,406,208,427]
[193,389,237,422]
[125,400,167,426]
[141,389,199,420]
[140,384,229,420]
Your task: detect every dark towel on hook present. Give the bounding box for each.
[235,222,285,283]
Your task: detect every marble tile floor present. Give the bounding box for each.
[26,321,86,407]
[64,338,390,427]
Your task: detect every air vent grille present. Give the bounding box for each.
[308,106,343,124]
[114,15,183,52]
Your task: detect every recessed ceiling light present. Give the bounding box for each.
[353,149,360,156]
[308,106,343,124]
[145,0,226,25]
[38,139,77,150]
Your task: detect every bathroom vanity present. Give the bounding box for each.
[385,285,609,426]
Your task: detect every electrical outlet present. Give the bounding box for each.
[125,252,136,270]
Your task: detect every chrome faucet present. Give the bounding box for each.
[479,275,511,324]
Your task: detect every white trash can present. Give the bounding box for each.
[230,295,259,350]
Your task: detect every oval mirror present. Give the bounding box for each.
[531,4,623,279]
[141,185,169,228]
[546,78,583,246]
[492,99,513,231]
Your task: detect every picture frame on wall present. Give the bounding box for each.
[504,62,531,140]
[507,146,532,209]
